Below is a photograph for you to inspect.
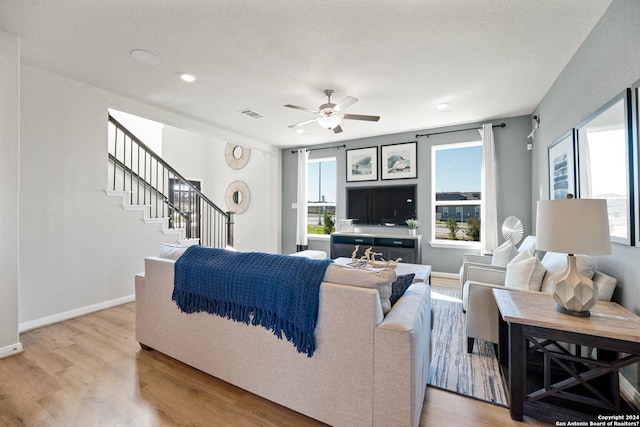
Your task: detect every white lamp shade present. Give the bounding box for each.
[536,199,611,255]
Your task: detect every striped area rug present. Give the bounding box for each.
[428,288,508,407]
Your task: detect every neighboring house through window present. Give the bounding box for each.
[432,141,482,244]
[307,157,336,235]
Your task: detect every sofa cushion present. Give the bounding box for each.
[323,264,396,314]
[505,251,546,292]
[491,240,516,267]
[159,243,191,260]
[389,274,415,307]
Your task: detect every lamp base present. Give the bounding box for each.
[555,305,590,317]
[552,254,598,316]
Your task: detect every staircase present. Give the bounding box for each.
[106,114,233,247]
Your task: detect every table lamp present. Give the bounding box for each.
[536,199,611,317]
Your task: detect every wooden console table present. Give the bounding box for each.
[493,289,640,423]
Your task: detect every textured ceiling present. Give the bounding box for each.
[0,0,612,148]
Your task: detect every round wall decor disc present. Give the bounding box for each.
[225,143,251,169]
[225,180,250,214]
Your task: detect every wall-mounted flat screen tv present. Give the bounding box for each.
[346,185,416,226]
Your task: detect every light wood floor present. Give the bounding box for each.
[0,276,552,427]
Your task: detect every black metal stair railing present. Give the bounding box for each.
[107,114,233,248]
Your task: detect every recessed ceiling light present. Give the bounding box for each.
[296,129,304,134]
[436,103,449,111]
[179,72,197,82]
[130,49,160,65]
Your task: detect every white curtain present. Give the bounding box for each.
[296,149,309,251]
[480,123,499,254]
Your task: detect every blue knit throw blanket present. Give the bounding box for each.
[172,246,333,357]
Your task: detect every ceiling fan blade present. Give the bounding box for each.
[332,125,343,134]
[288,118,318,128]
[284,104,319,114]
[333,96,358,112]
[343,114,380,122]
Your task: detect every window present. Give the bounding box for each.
[307,157,336,235]
[432,141,482,244]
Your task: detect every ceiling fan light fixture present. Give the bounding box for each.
[317,115,341,130]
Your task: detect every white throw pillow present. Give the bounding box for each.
[505,251,546,292]
[491,240,516,267]
[323,264,396,314]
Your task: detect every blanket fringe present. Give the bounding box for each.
[172,289,316,357]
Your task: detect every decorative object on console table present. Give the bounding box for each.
[346,146,377,182]
[405,218,419,236]
[381,141,417,180]
[535,199,611,317]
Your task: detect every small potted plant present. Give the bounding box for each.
[405,218,419,236]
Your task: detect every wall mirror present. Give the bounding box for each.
[633,79,640,247]
[225,180,250,214]
[225,143,251,169]
[576,89,633,245]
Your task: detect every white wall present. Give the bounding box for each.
[162,125,280,253]
[0,31,22,357]
[18,63,280,325]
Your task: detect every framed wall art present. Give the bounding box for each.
[381,141,417,180]
[576,88,633,245]
[547,130,576,200]
[346,146,378,182]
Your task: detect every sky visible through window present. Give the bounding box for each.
[308,159,336,203]
[435,144,482,193]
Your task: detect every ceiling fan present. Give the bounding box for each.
[285,89,380,134]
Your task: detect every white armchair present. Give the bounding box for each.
[458,235,537,290]
[463,252,617,354]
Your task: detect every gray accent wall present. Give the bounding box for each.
[531,0,640,398]
[0,30,21,357]
[281,115,532,273]
[532,0,640,313]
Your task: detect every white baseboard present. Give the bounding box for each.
[0,342,23,359]
[431,271,459,280]
[621,372,640,412]
[19,294,135,333]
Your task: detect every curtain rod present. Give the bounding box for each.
[415,123,506,138]
[290,144,346,154]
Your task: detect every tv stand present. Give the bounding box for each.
[330,232,422,264]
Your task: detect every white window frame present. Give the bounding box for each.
[431,141,482,249]
[307,156,336,237]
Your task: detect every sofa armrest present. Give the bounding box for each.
[466,264,506,285]
[374,283,431,427]
[459,254,494,286]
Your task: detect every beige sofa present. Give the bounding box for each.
[135,256,432,427]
